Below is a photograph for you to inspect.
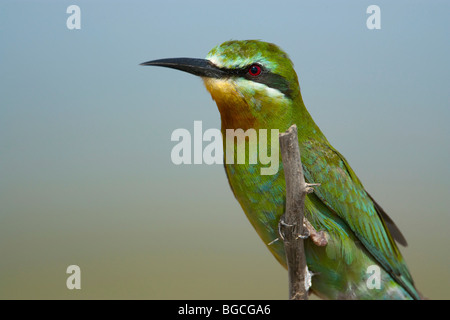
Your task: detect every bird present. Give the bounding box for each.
[141,40,421,300]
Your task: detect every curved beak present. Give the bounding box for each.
[140,58,226,79]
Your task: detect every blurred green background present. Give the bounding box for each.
[1,0,449,299]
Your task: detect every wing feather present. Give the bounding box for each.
[301,139,417,297]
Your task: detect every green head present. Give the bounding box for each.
[205,40,301,100]
[141,40,306,130]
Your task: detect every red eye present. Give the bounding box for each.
[248,64,262,76]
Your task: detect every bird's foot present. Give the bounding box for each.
[268,217,328,247]
[305,183,321,193]
[297,226,310,239]
[268,217,295,245]
[304,219,328,247]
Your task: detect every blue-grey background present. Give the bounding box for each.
[1,0,449,299]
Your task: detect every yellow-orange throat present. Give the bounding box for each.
[203,78,257,130]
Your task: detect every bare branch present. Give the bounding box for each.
[278,124,311,300]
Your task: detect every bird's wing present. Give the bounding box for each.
[301,138,417,297]
[367,192,408,246]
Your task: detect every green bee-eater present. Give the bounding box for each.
[141,40,421,300]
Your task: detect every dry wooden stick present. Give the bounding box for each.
[279,124,311,300]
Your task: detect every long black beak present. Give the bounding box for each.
[140,58,227,78]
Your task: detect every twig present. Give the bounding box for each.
[278,124,311,300]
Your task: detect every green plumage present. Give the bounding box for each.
[143,39,421,299]
[208,40,420,299]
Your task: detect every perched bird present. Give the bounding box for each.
[141,40,421,299]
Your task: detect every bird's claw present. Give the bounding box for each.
[304,219,328,247]
[305,183,321,194]
[297,228,310,239]
[271,216,329,247]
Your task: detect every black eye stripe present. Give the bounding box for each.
[216,64,292,98]
[251,73,293,98]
